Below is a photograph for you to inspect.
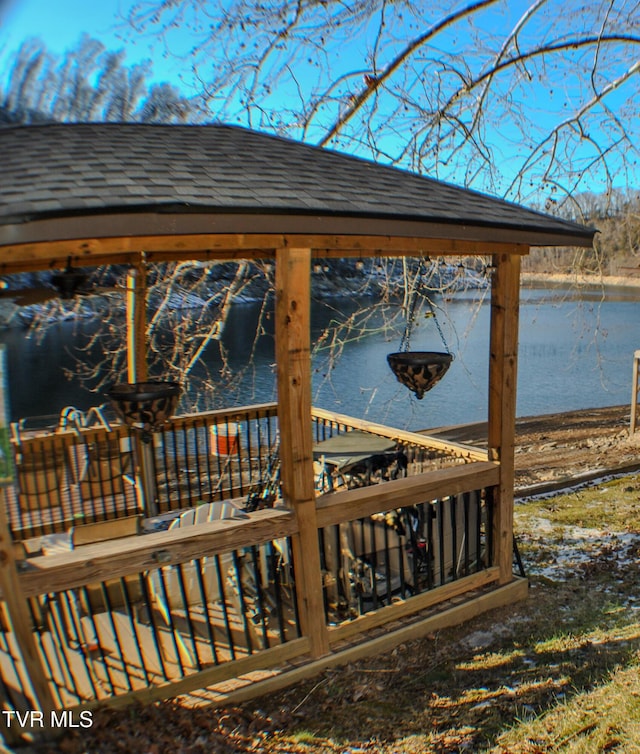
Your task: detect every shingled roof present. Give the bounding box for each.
[0,122,595,250]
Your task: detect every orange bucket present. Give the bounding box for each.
[210,423,240,456]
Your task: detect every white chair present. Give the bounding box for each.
[173,507,195,528]
[149,502,254,666]
[153,502,237,610]
[193,501,235,525]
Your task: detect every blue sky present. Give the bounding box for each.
[0,0,179,82]
[2,0,118,52]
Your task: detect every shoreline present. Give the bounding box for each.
[521,270,640,289]
[429,403,640,490]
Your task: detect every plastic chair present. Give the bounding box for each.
[193,501,235,525]
[164,504,241,609]
[149,502,254,666]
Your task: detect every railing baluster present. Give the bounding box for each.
[214,552,237,661]
[120,577,152,686]
[450,495,458,580]
[269,542,288,644]
[97,582,134,692]
[248,545,269,649]
[203,417,216,502]
[139,574,170,682]
[437,498,446,586]
[160,425,170,510]
[236,419,245,496]
[33,599,74,706]
[463,491,470,577]
[397,514,409,599]
[382,516,392,603]
[367,516,379,610]
[231,550,254,654]
[155,568,187,677]
[225,419,233,499]
[79,585,118,695]
[175,562,202,672]
[28,631,60,708]
[180,422,192,505]
[194,561,219,666]
[478,489,486,570]
[245,417,254,495]
[192,420,204,502]
[170,423,182,509]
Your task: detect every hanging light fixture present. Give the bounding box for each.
[51,258,88,299]
[107,381,182,440]
[387,258,453,399]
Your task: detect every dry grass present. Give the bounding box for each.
[34,475,640,754]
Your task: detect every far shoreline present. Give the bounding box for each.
[522,271,640,289]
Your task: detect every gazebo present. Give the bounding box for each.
[0,123,595,741]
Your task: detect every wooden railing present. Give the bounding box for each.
[153,404,280,510]
[8,404,280,540]
[9,403,484,540]
[1,404,507,728]
[311,407,488,465]
[4,466,498,712]
[10,509,302,710]
[316,462,499,640]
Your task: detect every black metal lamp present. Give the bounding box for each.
[51,260,88,299]
[107,381,181,439]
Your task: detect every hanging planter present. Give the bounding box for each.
[387,258,454,399]
[107,381,181,438]
[387,351,453,399]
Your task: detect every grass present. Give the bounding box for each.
[42,474,640,754]
[489,475,640,753]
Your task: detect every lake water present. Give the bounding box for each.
[1,285,638,431]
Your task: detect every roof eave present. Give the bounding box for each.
[0,210,596,259]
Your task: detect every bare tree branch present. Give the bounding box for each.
[315,0,500,146]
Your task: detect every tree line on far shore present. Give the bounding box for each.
[524,190,640,279]
[0,35,203,126]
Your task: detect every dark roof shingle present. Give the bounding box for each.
[0,122,595,248]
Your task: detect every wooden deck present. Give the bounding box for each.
[2,575,525,715]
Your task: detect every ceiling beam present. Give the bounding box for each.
[0,234,531,274]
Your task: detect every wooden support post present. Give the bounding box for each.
[275,247,329,659]
[126,260,155,514]
[488,253,522,584]
[126,268,137,384]
[0,489,55,727]
[125,261,148,384]
[631,350,640,433]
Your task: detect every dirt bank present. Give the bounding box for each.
[429,404,640,490]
